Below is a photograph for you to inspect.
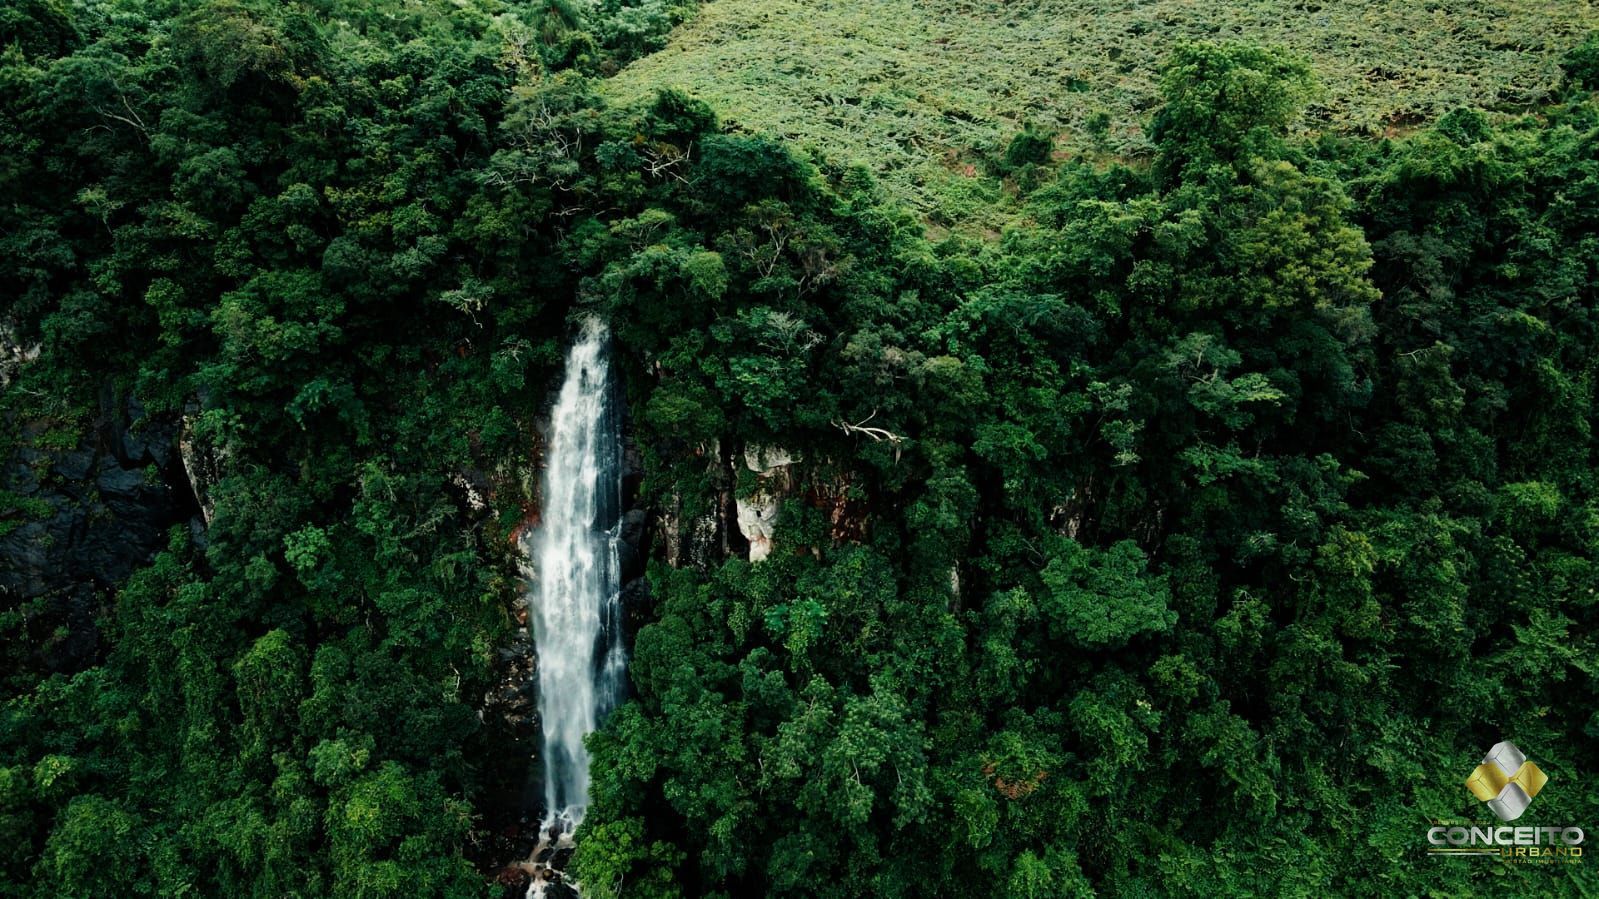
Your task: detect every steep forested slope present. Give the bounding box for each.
[574,44,1599,897]
[2,1,1598,898]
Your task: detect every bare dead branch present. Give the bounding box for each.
[831,409,905,444]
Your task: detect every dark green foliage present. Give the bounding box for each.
[575,42,1599,898]
[0,0,705,894]
[3,5,1598,898]
[0,0,76,59]
[1565,33,1599,92]
[1003,126,1055,170]
[1152,43,1317,170]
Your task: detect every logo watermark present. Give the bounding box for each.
[1426,740,1583,864]
[1466,741,1547,821]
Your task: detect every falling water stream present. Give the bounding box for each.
[520,319,627,896]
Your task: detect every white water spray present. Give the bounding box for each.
[522,318,627,844]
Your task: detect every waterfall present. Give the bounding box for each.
[523,318,627,840]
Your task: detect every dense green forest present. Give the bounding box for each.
[3,0,1599,896]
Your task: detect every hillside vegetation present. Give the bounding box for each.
[5,0,1599,897]
[608,0,1595,229]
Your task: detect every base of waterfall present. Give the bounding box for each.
[515,813,581,899]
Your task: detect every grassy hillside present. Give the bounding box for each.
[606,0,1595,231]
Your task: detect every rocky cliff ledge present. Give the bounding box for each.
[1,389,201,673]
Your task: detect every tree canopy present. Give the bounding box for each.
[3,2,1598,897]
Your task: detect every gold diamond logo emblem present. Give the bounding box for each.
[1465,741,1548,822]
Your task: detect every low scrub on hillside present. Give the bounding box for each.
[608,0,1593,230]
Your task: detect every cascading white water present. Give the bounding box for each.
[522,318,627,841]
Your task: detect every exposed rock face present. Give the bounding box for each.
[661,440,732,570]
[0,324,40,390]
[655,438,877,569]
[804,470,868,546]
[450,469,491,514]
[736,445,800,563]
[477,434,549,873]
[477,593,542,868]
[618,508,647,581]
[1,391,197,673]
[659,443,867,567]
[178,404,223,525]
[664,492,721,569]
